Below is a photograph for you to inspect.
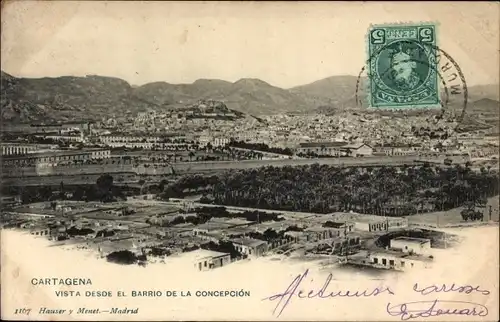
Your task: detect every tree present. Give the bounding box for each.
[96,174,114,192]
[263,228,280,241]
[106,250,139,265]
[95,174,122,202]
[72,186,86,201]
[201,241,242,259]
[59,181,65,196]
[158,179,168,192]
[160,163,499,216]
[67,226,95,236]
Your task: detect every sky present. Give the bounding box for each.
[1,1,499,88]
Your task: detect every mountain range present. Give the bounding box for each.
[1,71,498,123]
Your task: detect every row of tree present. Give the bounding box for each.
[228,139,294,156]
[162,163,498,217]
[154,207,285,227]
[12,175,134,205]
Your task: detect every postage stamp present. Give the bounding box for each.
[367,23,440,109]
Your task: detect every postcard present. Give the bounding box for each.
[1,1,499,321]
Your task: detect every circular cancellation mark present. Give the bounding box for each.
[355,39,468,129]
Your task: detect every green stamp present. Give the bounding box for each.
[367,23,440,109]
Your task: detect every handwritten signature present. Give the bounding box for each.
[413,283,490,296]
[386,299,489,321]
[262,269,395,317]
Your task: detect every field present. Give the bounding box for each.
[406,195,500,227]
[1,172,174,187]
[172,155,457,173]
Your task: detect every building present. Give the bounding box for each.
[230,238,268,257]
[207,217,254,229]
[295,142,373,157]
[182,249,232,271]
[90,149,111,159]
[295,142,349,156]
[284,230,307,243]
[342,143,374,157]
[30,226,51,237]
[213,137,230,147]
[1,149,111,167]
[99,134,192,150]
[252,221,288,234]
[368,250,433,271]
[225,226,256,238]
[303,226,355,241]
[390,237,431,255]
[1,143,58,156]
[192,222,232,237]
[331,235,362,254]
[317,220,355,234]
[329,212,408,232]
[0,195,21,207]
[304,226,333,241]
[374,144,421,156]
[39,133,84,143]
[354,217,408,232]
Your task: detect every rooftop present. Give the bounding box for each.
[343,143,372,149]
[298,141,348,148]
[194,222,232,231]
[370,250,434,262]
[329,212,406,224]
[178,249,230,261]
[229,237,267,247]
[0,142,58,147]
[225,226,256,235]
[2,149,108,160]
[304,226,331,232]
[319,221,347,228]
[208,217,254,227]
[391,236,431,244]
[171,223,195,229]
[284,231,305,237]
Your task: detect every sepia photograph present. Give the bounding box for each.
[1,1,499,321]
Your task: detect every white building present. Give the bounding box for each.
[390,237,431,255]
[180,249,232,271]
[1,143,58,156]
[213,137,230,147]
[353,217,408,232]
[368,250,433,271]
[230,238,268,257]
[90,149,111,159]
[329,213,408,232]
[43,134,84,143]
[342,143,374,157]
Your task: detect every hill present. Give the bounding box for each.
[469,98,499,113]
[292,76,498,110]
[1,71,154,123]
[290,75,364,101]
[1,71,498,123]
[1,73,330,122]
[132,78,318,115]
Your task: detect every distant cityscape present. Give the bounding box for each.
[1,74,499,273]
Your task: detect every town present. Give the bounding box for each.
[1,99,498,273]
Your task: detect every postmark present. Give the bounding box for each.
[367,23,440,109]
[356,22,468,128]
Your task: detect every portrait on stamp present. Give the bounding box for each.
[367,24,440,109]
